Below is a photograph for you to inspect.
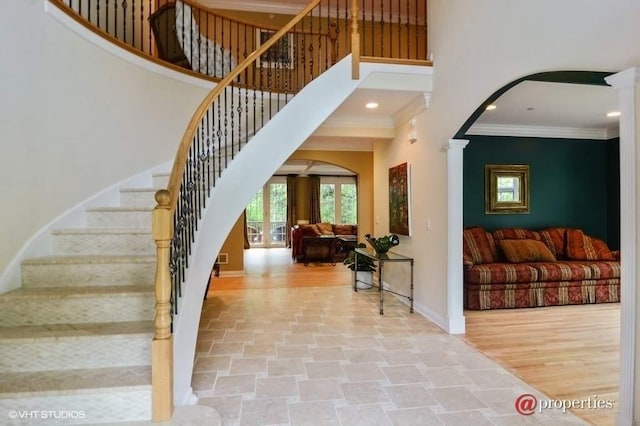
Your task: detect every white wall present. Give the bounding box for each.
[0,0,210,287]
[370,0,640,422]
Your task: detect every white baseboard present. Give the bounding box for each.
[219,270,245,277]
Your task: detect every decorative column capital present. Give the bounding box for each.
[605,67,640,89]
[443,139,469,151]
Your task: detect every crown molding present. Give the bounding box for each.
[393,92,430,127]
[466,123,615,140]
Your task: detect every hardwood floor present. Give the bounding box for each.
[208,248,620,425]
[463,304,620,425]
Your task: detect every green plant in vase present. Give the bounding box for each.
[364,233,400,254]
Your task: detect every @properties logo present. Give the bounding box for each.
[515,393,537,415]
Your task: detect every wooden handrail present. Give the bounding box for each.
[163,0,325,214]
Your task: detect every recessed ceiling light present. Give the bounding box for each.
[485,104,497,111]
[365,102,379,109]
[607,111,621,117]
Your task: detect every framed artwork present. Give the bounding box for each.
[484,164,530,214]
[389,162,411,236]
[256,29,294,68]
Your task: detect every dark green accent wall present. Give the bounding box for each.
[463,135,620,249]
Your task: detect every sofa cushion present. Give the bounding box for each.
[539,227,567,259]
[589,261,621,279]
[566,229,615,261]
[499,239,556,263]
[532,261,594,281]
[333,224,354,235]
[464,263,539,284]
[463,227,496,264]
[492,228,541,241]
[301,224,322,237]
[316,222,335,235]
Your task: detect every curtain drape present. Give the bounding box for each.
[309,175,321,224]
[286,175,297,247]
[243,210,250,249]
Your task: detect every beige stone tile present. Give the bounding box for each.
[342,363,386,382]
[466,369,520,389]
[207,320,238,330]
[386,407,442,426]
[222,330,255,342]
[344,336,382,349]
[379,337,413,349]
[436,410,494,426]
[208,342,244,355]
[311,346,347,361]
[298,379,344,402]
[197,395,243,425]
[486,413,546,425]
[253,331,286,344]
[379,350,420,365]
[381,365,427,385]
[417,352,462,368]
[288,401,340,426]
[383,383,437,408]
[191,371,217,392]
[195,339,213,353]
[193,355,232,372]
[243,343,277,357]
[229,357,267,375]
[423,367,473,387]
[267,358,306,377]
[452,353,499,370]
[285,332,317,345]
[337,404,392,426]
[277,344,313,359]
[315,334,347,347]
[239,398,289,426]
[431,386,487,412]
[304,361,345,379]
[341,381,390,405]
[291,324,321,333]
[212,374,256,395]
[256,376,298,398]
[343,348,383,363]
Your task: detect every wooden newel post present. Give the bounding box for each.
[151,189,173,422]
[351,0,360,79]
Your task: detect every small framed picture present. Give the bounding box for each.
[256,28,294,69]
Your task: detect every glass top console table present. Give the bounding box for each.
[353,247,414,315]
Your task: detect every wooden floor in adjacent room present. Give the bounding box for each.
[463,304,620,425]
[208,248,620,425]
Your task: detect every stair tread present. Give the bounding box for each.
[51,228,151,235]
[86,206,153,212]
[120,187,163,192]
[0,285,154,300]
[0,365,151,395]
[21,254,155,265]
[0,320,154,340]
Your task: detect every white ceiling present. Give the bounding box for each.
[468,80,620,139]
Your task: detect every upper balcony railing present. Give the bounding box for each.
[52,0,428,89]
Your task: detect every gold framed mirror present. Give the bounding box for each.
[485,164,530,214]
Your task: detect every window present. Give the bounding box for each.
[246,177,287,247]
[320,177,357,224]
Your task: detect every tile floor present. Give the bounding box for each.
[191,285,587,425]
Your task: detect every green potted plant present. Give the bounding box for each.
[343,243,375,288]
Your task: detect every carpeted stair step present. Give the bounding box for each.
[0,366,151,424]
[119,188,162,209]
[0,286,154,327]
[0,321,153,373]
[51,228,154,256]
[21,255,155,288]
[86,207,153,229]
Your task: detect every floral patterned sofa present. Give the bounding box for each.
[463,227,620,310]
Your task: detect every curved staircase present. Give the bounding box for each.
[0,173,169,424]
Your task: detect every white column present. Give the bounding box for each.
[445,139,469,334]
[605,67,639,426]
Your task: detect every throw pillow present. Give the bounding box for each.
[566,229,615,261]
[463,226,496,264]
[539,227,567,259]
[499,239,557,263]
[316,222,335,235]
[301,224,321,237]
[333,224,354,235]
